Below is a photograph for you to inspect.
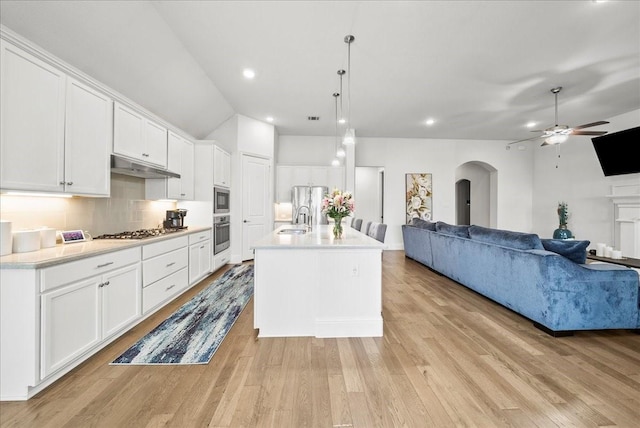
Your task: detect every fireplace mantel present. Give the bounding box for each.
[607,184,640,258]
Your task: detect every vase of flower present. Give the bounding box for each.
[553,201,573,239]
[321,189,355,240]
[333,216,344,239]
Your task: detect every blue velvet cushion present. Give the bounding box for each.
[411,218,437,231]
[468,225,544,250]
[541,239,590,264]
[435,221,470,238]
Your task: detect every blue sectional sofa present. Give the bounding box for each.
[402,220,640,335]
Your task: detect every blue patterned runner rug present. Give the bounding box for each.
[111,264,254,365]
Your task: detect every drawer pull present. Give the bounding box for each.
[98,281,110,288]
[200,245,205,249]
[166,284,176,291]
[97,262,114,268]
[166,262,176,268]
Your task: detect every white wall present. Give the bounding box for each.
[276,110,638,251]
[355,167,383,224]
[209,114,275,263]
[354,138,534,249]
[531,109,640,249]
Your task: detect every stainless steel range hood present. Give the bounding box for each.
[110,155,180,179]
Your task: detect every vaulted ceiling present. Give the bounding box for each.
[1,1,638,142]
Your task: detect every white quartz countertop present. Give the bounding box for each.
[0,226,212,269]
[252,225,386,250]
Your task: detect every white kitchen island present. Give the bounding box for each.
[252,224,386,338]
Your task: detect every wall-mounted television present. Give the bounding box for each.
[591,126,640,176]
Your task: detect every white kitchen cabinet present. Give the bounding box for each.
[113,102,168,168]
[213,249,231,272]
[40,276,100,379]
[63,78,112,196]
[142,235,189,314]
[189,230,212,285]
[40,251,141,379]
[1,41,112,196]
[146,132,194,200]
[214,145,231,188]
[193,141,214,201]
[276,165,345,202]
[1,39,65,192]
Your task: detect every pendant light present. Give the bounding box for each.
[335,70,346,159]
[342,35,356,145]
[332,92,341,166]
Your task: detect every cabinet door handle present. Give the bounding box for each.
[97,262,114,268]
[166,262,175,267]
[166,284,176,291]
[59,181,66,185]
[142,153,149,157]
[66,181,73,186]
[98,281,110,288]
[200,245,205,249]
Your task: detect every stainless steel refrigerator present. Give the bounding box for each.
[291,185,329,226]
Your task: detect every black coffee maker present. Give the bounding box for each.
[163,209,188,229]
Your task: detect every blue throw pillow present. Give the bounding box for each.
[541,239,590,264]
[468,225,544,250]
[411,218,437,231]
[435,221,470,238]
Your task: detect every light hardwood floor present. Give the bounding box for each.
[1,251,639,427]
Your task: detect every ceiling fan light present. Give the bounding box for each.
[545,134,569,145]
[331,158,340,167]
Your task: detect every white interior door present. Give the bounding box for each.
[242,154,271,260]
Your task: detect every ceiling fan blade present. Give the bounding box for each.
[573,121,609,130]
[571,130,608,136]
[508,134,543,145]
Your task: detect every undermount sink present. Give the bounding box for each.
[278,228,307,235]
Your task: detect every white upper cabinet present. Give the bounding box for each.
[147,131,194,200]
[64,78,112,196]
[113,102,167,168]
[213,145,231,188]
[1,40,66,192]
[0,41,111,196]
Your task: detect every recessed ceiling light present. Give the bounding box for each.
[266,116,274,123]
[242,68,255,79]
[526,121,537,128]
[425,118,435,126]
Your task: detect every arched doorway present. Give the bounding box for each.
[455,161,497,228]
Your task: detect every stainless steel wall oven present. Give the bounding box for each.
[213,215,230,254]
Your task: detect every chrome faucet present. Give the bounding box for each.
[294,205,310,226]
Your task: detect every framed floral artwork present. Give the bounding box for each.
[406,173,432,223]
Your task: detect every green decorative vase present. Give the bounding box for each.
[553,225,572,239]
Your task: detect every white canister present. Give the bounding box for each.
[611,250,623,260]
[0,220,12,256]
[596,243,606,257]
[604,246,613,258]
[39,227,57,248]
[12,230,41,253]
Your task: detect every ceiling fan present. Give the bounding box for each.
[508,87,609,148]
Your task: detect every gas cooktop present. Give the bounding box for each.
[93,227,186,240]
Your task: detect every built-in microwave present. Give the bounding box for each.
[214,186,230,213]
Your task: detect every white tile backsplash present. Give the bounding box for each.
[0,174,176,236]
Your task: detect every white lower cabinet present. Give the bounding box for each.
[39,248,141,380]
[188,229,212,284]
[214,250,231,272]
[142,235,189,314]
[40,263,141,379]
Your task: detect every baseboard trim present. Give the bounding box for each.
[533,322,574,337]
